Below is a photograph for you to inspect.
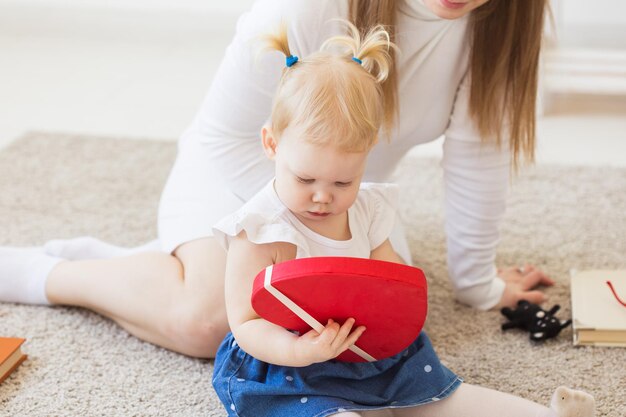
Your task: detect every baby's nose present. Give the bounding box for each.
[312,190,332,203]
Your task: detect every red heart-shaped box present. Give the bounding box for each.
[251,257,427,362]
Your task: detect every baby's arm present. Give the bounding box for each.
[225,232,366,367]
[370,238,405,264]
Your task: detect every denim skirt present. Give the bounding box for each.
[212,331,462,417]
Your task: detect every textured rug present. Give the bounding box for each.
[0,132,624,416]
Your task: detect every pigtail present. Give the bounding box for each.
[260,22,296,68]
[264,19,396,151]
[321,20,395,84]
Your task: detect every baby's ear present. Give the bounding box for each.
[261,126,278,160]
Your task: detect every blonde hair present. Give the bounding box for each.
[349,0,548,168]
[263,21,395,153]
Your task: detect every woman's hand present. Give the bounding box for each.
[495,264,555,309]
[293,318,366,366]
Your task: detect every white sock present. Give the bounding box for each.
[550,386,596,417]
[43,237,162,260]
[0,247,63,305]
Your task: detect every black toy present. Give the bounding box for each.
[500,300,572,341]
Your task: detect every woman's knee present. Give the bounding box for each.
[167,303,230,357]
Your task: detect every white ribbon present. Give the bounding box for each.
[263,264,376,362]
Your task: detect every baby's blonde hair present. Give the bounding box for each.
[263,20,395,153]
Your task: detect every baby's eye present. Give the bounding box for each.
[297,177,314,184]
[335,181,352,187]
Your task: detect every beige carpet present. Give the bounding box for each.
[0,132,624,416]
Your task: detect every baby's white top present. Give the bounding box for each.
[213,181,398,259]
[185,0,508,309]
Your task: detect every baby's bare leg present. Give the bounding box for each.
[331,409,396,417]
[331,413,363,417]
[393,383,556,417]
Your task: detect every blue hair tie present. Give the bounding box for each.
[352,56,363,65]
[286,55,298,67]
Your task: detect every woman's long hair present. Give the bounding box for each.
[349,0,548,167]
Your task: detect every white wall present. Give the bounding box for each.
[552,0,626,49]
[0,0,255,13]
[0,0,257,144]
[559,0,626,26]
[0,0,255,42]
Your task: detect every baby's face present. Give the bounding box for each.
[271,130,367,228]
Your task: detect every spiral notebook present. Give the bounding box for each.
[570,270,626,347]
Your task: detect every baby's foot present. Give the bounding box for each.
[550,386,595,417]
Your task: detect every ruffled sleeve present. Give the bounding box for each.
[211,185,311,254]
[357,183,399,251]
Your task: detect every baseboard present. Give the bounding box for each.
[543,48,626,95]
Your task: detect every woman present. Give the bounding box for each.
[1,0,553,358]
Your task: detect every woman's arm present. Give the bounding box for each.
[182,0,347,200]
[225,233,365,367]
[442,73,552,310]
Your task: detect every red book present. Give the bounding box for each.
[252,257,427,362]
[0,337,27,384]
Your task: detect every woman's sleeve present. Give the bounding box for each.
[179,0,344,201]
[441,72,509,310]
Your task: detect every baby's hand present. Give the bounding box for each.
[293,318,365,366]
